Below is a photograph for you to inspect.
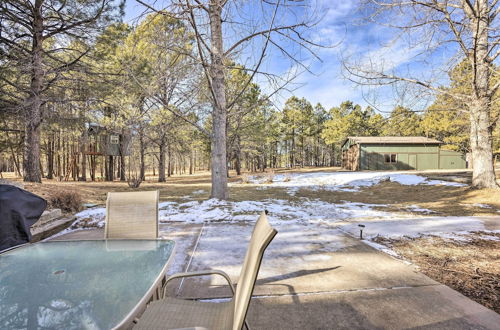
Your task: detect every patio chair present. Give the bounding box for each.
[133,211,277,330]
[105,190,159,239]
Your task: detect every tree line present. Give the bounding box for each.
[1,0,325,199]
[1,1,499,199]
[2,57,498,182]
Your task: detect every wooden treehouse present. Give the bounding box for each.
[78,124,131,181]
[85,124,131,157]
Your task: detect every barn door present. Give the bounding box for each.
[409,154,417,170]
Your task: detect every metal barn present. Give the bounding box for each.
[341,136,466,171]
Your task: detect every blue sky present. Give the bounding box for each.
[122,1,453,114]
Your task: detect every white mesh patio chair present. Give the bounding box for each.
[133,211,277,330]
[105,190,159,239]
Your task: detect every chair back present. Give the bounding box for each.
[233,212,277,330]
[105,191,159,239]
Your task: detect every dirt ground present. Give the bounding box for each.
[5,167,499,217]
[373,233,500,313]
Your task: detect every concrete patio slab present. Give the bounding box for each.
[245,285,500,330]
[49,221,500,329]
[173,222,436,298]
[160,223,204,275]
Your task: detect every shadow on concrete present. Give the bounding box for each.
[256,266,341,285]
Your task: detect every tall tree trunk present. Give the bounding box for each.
[209,1,228,199]
[469,101,496,188]
[152,156,156,176]
[104,156,108,180]
[56,132,61,178]
[139,129,146,180]
[5,130,22,177]
[468,1,498,188]
[90,155,96,181]
[235,135,241,175]
[39,158,44,178]
[189,150,193,175]
[47,135,54,179]
[119,138,126,182]
[167,144,172,177]
[300,135,305,167]
[23,1,44,182]
[80,129,87,181]
[107,155,114,181]
[159,140,166,182]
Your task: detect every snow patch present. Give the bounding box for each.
[238,171,467,195]
[479,234,500,241]
[389,175,426,185]
[406,205,436,214]
[192,190,206,195]
[362,239,400,258]
[472,203,492,209]
[338,217,489,239]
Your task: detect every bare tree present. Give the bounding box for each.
[344,0,499,188]
[0,0,121,182]
[136,0,324,199]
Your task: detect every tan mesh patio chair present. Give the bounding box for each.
[105,190,159,239]
[133,211,277,330]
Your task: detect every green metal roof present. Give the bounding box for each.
[342,136,443,148]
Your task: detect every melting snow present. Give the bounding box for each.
[239,171,467,195]
[59,171,495,265]
[337,216,499,239]
[406,205,436,214]
[472,203,492,209]
[191,190,206,195]
[69,198,398,230]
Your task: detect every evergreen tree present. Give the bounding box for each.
[383,106,423,136]
[0,0,122,182]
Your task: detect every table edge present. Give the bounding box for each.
[0,242,30,254]
[0,238,176,330]
[112,239,176,330]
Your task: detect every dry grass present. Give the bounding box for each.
[291,181,500,216]
[48,190,83,213]
[263,170,275,184]
[374,233,500,313]
[240,173,251,184]
[127,175,142,188]
[5,168,500,217]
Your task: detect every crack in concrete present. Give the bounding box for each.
[198,283,441,302]
[175,222,205,296]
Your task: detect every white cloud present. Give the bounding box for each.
[359,40,425,72]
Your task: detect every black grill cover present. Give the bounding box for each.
[0,185,47,251]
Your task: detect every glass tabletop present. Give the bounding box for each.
[0,239,175,330]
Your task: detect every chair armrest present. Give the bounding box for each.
[163,269,236,297]
[163,270,251,330]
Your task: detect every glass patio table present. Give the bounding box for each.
[0,239,175,330]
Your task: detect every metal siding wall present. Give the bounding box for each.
[360,146,367,170]
[397,154,409,170]
[359,143,466,170]
[361,144,440,170]
[439,150,467,169]
[416,154,439,170]
[362,144,440,153]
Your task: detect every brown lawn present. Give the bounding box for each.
[2,167,499,217]
[374,233,500,313]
